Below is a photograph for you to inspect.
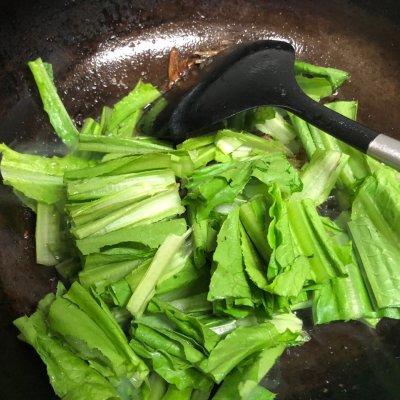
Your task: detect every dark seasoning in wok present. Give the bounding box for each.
[2,1,397,398]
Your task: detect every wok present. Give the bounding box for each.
[0,1,400,399]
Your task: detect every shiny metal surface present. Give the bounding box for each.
[368,134,400,170]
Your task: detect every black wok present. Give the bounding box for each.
[1,1,400,399]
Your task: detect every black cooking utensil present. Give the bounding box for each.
[143,40,400,169]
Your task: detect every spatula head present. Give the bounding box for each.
[140,40,298,144]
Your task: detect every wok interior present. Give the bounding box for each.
[0,1,400,398]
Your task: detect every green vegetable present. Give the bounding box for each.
[214,129,290,157]
[292,149,349,205]
[0,143,93,204]
[35,203,61,266]
[266,186,348,297]
[8,57,400,400]
[14,284,148,399]
[141,373,167,400]
[252,108,296,145]
[106,81,161,136]
[294,60,350,91]
[296,76,333,99]
[348,168,400,309]
[161,385,192,400]
[200,314,305,383]
[208,207,253,308]
[76,218,187,255]
[77,134,172,154]
[28,58,79,148]
[127,230,191,317]
[213,345,284,399]
[148,298,220,352]
[71,189,184,239]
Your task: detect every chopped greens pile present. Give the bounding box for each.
[2,57,400,400]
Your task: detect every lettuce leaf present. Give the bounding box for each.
[0,143,93,204]
[28,58,79,148]
[199,314,305,383]
[348,168,400,309]
[208,207,253,308]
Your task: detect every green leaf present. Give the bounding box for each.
[295,76,333,100]
[185,153,301,222]
[161,385,192,400]
[77,134,171,154]
[215,130,290,157]
[106,81,161,136]
[266,186,348,296]
[127,230,190,317]
[76,218,187,255]
[148,298,220,352]
[79,256,150,292]
[312,262,375,324]
[35,202,61,266]
[67,169,176,201]
[130,339,212,391]
[292,150,349,205]
[200,314,304,383]
[348,168,400,309]
[288,113,316,159]
[28,58,79,148]
[294,60,349,91]
[239,195,271,261]
[253,108,296,145]
[141,373,167,400]
[0,143,93,204]
[208,207,253,305]
[177,135,215,151]
[213,345,285,400]
[240,224,269,290]
[14,302,119,400]
[71,189,184,239]
[133,322,205,364]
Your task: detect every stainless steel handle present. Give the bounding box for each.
[367,134,400,170]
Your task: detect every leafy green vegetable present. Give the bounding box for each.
[214,130,290,158]
[76,218,187,255]
[9,57,400,400]
[0,143,93,204]
[106,81,161,136]
[239,195,271,261]
[252,108,296,146]
[141,373,167,400]
[147,298,220,352]
[185,153,302,222]
[348,168,400,309]
[14,298,120,400]
[127,230,191,317]
[35,202,61,266]
[161,385,192,400]
[294,60,350,91]
[71,189,184,239]
[208,207,253,308]
[77,134,172,155]
[130,335,212,391]
[266,186,349,297]
[14,284,148,399]
[295,76,333,100]
[213,345,284,400]
[28,58,79,148]
[200,314,305,383]
[292,149,349,205]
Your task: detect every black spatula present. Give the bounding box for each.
[141,40,400,169]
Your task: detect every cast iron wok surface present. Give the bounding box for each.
[1,1,400,399]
